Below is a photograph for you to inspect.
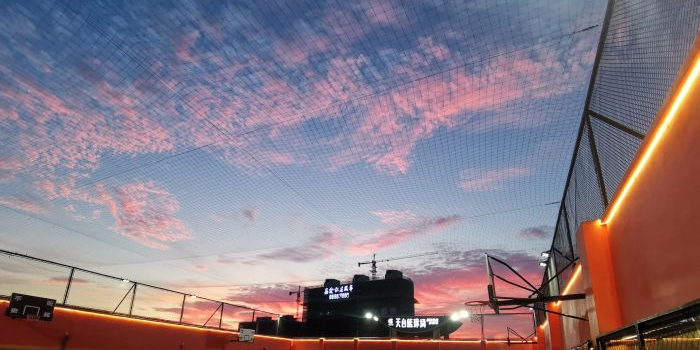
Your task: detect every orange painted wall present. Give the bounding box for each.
[0,300,290,350]
[559,275,589,350]
[603,67,700,324]
[0,301,535,350]
[543,49,700,350]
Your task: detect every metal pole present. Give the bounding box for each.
[480,314,485,342]
[179,294,186,323]
[219,302,224,329]
[62,268,75,305]
[129,283,137,316]
[635,323,646,350]
[251,309,256,322]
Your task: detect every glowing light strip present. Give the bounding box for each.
[602,54,700,225]
[554,264,582,306]
[0,299,238,335]
[539,320,549,329]
[0,300,515,343]
[57,307,236,334]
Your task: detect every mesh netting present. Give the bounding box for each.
[541,0,699,294]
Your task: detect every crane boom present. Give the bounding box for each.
[357,252,438,280]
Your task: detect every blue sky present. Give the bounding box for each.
[0,0,607,337]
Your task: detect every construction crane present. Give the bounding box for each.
[357,252,439,280]
[289,286,301,319]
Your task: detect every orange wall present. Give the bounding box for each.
[0,300,291,350]
[0,301,535,350]
[604,66,700,324]
[559,276,588,350]
[542,49,700,350]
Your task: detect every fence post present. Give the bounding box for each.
[635,323,646,350]
[129,283,137,316]
[62,268,75,305]
[219,302,224,329]
[179,294,186,324]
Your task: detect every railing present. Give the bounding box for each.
[0,249,279,330]
[597,300,700,350]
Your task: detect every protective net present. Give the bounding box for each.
[538,0,700,303]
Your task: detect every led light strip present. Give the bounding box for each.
[602,54,700,225]
[555,265,582,306]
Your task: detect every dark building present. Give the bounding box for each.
[241,270,461,339]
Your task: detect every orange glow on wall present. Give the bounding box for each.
[555,265,582,306]
[602,54,700,225]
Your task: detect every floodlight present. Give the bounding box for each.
[450,313,459,321]
[372,316,379,321]
[541,251,550,258]
[364,312,373,319]
[539,261,547,267]
[121,278,130,283]
[459,310,469,318]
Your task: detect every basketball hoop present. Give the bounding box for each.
[465,301,487,323]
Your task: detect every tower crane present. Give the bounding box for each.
[289,286,301,319]
[357,252,438,280]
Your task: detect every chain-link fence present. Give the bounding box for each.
[538,0,700,311]
[0,250,278,330]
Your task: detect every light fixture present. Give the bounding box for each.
[539,261,547,267]
[372,316,379,321]
[450,313,460,321]
[121,278,130,283]
[189,294,197,299]
[459,310,469,318]
[541,251,550,258]
[364,312,373,319]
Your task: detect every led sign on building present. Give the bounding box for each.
[385,317,440,330]
[324,284,353,300]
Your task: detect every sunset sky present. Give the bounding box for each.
[0,0,607,338]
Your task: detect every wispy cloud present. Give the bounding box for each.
[518,225,552,239]
[459,167,530,192]
[94,181,192,249]
[0,195,45,213]
[349,213,463,255]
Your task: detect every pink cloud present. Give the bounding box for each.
[459,167,530,192]
[175,30,201,63]
[273,31,331,68]
[348,213,462,255]
[327,42,593,175]
[3,70,174,177]
[361,0,403,26]
[0,158,22,182]
[94,181,192,249]
[259,227,344,262]
[0,195,45,213]
[369,210,418,226]
[418,37,449,61]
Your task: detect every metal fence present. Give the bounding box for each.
[537,0,700,315]
[0,249,279,330]
[597,300,700,350]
